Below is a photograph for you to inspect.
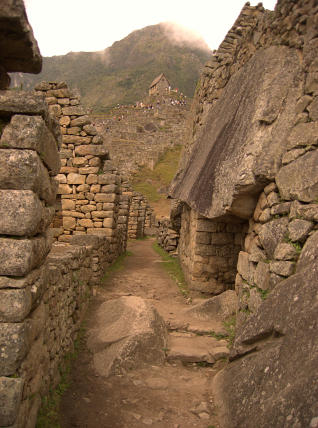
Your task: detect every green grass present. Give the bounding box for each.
[131,145,182,203]
[152,242,189,298]
[208,331,228,340]
[223,316,236,348]
[36,324,87,428]
[102,251,132,281]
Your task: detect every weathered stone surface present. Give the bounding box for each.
[0,377,24,426]
[288,219,313,242]
[0,322,29,375]
[273,243,297,261]
[270,260,295,277]
[213,265,318,428]
[0,115,60,174]
[0,150,56,204]
[185,290,237,321]
[286,122,318,150]
[254,261,270,290]
[276,151,318,202]
[258,218,288,259]
[0,190,52,236]
[0,0,41,73]
[87,296,167,376]
[170,46,302,219]
[0,288,31,322]
[0,234,50,276]
[297,231,318,273]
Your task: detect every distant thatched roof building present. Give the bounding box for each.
[149,73,170,96]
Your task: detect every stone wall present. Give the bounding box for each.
[170,0,318,425]
[156,218,179,254]
[34,81,129,260]
[127,190,154,239]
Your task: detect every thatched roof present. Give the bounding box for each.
[149,73,170,89]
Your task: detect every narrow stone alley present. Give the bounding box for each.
[59,238,234,428]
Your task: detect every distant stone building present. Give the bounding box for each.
[149,73,170,96]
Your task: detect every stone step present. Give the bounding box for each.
[166,332,229,364]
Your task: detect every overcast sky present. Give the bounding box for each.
[23,0,277,57]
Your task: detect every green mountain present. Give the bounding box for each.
[10,23,211,111]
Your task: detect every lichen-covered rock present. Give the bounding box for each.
[170,46,302,219]
[213,264,318,428]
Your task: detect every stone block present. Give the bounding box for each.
[237,251,255,284]
[0,377,24,426]
[0,234,50,276]
[101,184,118,193]
[62,135,91,145]
[286,122,318,150]
[70,115,91,127]
[270,261,295,277]
[91,211,113,219]
[0,288,32,322]
[0,190,47,236]
[288,219,313,242]
[0,322,29,375]
[67,173,85,185]
[58,183,72,195]
[78,167,99,174]
[258,218,288,259]
[78,219,94,228]
[63,216,76,229]
[98,174,119,185]
[62,105,87,116]
[103,218,115,228]
[211,232,233,245]
[276,151,318,202]
[94,193,116,203]
[0,115,60,175]
[61,199,75,210]
[274,243,298,261]
[196,219,218,233]
[254,261,270,290]
[0,149,56,204]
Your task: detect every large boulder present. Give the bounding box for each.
[170,45,302,220]
[87,296,167,377]
[212,247,318,428]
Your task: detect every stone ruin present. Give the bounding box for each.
[0,1,154,427]
[170,0,318,426]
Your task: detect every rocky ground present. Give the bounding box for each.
[59,238,236,428]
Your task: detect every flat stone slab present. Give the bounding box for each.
[167,333,229,364]
[87,296,167,377]
[0,377,24,426]
[171,45,302,219]
[185,290,237,322]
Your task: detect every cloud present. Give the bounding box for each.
[160,22,211,52]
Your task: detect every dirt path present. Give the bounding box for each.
[59,238,225,428]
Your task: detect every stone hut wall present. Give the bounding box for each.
[34,81,129,261]
[127,191,152,239]
[156,218,179,254]
[170,0,318,425]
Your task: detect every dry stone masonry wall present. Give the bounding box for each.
[34,81,131,259]
[170,0,318,426]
